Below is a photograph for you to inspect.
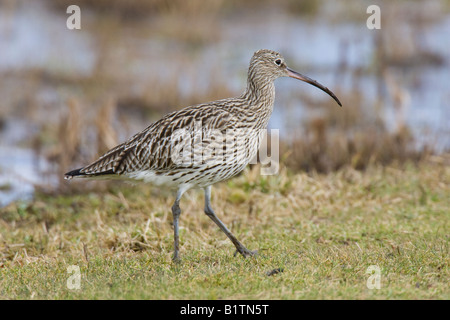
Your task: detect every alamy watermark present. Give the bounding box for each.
[66,5,81,30]
[366,265,381,289]
[367,5,381,29]
[67,4,381,31]
[67,265,81,290]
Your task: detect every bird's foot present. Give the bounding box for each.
[172,253,181,264]
[234,247,258,258]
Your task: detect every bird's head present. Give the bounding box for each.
[249,49,342,106]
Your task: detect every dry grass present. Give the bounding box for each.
[282,89,429,173]
[0,159,448,299]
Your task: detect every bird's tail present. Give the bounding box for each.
[64,142,128,180]
[64,167,115,180]
[64,168,84,180]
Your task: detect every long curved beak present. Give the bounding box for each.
[287,67,342,106]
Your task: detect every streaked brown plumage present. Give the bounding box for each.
[65,49,342,261]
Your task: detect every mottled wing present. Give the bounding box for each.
[65,102,239,179]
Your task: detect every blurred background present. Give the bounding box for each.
[0,0,449,206]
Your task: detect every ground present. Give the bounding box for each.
[0,160,448,299]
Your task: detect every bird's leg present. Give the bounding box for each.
[171,190,183,263]
[171,200,181,263]
[204,186,257,258]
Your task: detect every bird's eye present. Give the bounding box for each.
[275,59,282,66]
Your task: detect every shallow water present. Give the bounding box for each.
[0,146,55,207]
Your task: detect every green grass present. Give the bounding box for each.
[0,162,448,299]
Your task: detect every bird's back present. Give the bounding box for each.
[65,97,266,189]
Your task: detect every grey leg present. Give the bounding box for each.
[171,189,183,263]
[204,186,256,258]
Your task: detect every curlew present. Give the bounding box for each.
[65,49,342,262]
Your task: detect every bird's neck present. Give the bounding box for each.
[240,76,276,127]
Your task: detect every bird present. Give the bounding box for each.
[65,49,342,262]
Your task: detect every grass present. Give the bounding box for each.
[0,160,448,299]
